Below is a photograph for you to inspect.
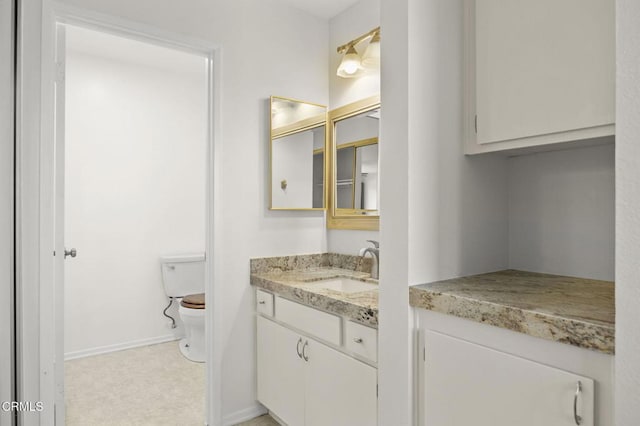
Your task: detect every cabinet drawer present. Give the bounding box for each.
[256,289,274,317]
[345,321,378,363]
[275,297,341,346]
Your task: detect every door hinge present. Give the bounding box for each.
[474,115,478,134]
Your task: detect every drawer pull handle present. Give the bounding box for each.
[302,341,309,362]
[574,381,582,425]
[296,338,303,359]
[258,301,266,305]
[353,338,363,344]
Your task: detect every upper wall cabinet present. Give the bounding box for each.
[270,96,327,210]
[464,0,615,155]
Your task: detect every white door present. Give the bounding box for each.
[0,1,16,423]
[305,338,377,426]
[53,22,67,426]
[423,331,594,426]
[256,316,305,425]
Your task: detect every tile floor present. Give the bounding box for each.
[65,341,205,425]
[236,414,280,426]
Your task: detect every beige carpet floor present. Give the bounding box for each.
[65,341,205,425]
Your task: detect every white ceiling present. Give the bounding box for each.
[279,0,361,19]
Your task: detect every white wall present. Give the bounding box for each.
[616,0,640,423]
[64,28,207,357]
[328,0,381,255]
[55,0,330,422]
[508,144,615,281]
[379,0,509,423]
[271,131,314,208]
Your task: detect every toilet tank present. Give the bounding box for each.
[160,253,205,298]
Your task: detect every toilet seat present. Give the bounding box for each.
[181,293,205,309]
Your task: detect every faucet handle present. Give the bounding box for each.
[366,240,379,248]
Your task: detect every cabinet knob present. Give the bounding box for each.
[302,341,309,362]
[353,337,363,344]
[258,300,266,305]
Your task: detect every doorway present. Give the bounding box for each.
[55,23,211,425]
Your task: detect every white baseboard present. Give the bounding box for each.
[64,334,181,360]
[222,403,268,426]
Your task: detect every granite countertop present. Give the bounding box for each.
[409,270,615,354]
[250,254,378,327]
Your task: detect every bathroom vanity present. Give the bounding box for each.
[251,254,378,425]
[410,270,615,426]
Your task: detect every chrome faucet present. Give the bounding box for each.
[359,240,380,279]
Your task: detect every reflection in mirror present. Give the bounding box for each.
[270,96,327,210]
[334,108,379,215]
[327,95,380,230]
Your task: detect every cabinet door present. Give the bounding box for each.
[475,0,614,145]
[305,338,377,426]
[257,316,305,425]
[423,331,594,426]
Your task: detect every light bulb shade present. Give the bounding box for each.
[361,32,380,70]
[337,44,361,78]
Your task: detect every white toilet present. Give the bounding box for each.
[160,253,206,363]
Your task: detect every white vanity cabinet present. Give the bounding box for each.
[423,331,594,426]
[416,309,613,426]
[304,334,377,426]
[256,294,377,426]
[257,316,306,425]
[465,0,615,154]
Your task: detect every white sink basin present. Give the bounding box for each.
[316,278,377,294]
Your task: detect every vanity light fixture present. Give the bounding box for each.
[336,44,361,77]
[361,30,380,70]
[336,26,381,78]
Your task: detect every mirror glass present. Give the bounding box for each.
[334,107,380,215]
[270,96,327,210]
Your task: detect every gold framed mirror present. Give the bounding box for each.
[327,95,380,230]
[269,96,327,210]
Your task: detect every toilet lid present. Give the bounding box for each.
[181,293,205,309]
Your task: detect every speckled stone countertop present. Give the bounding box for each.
[410,270,615,354]
[250,254,378,327]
